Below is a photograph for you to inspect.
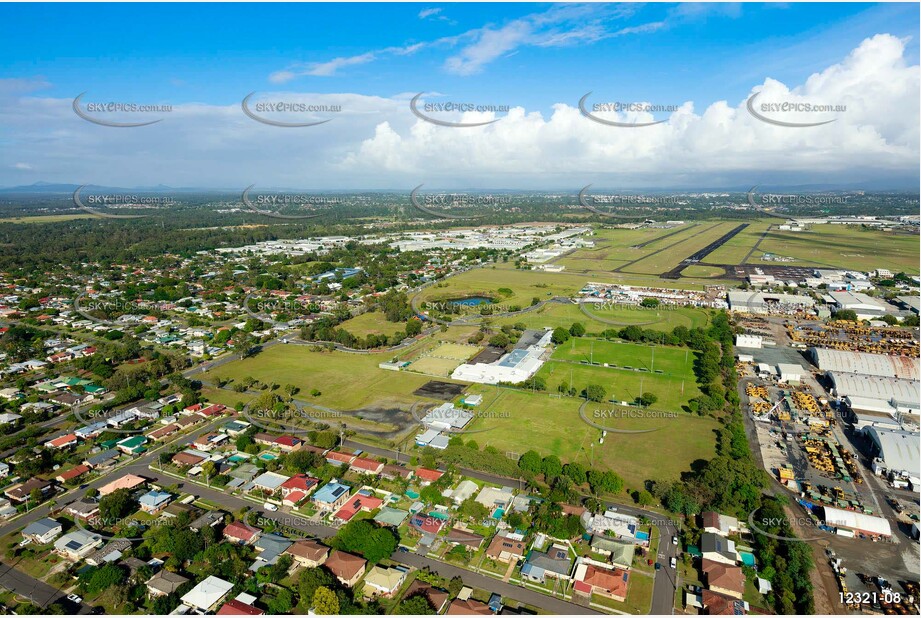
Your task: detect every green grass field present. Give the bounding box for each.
[748,224,920,273]
[621,222,737,274]
[338,311,407,337]
[418,264,588,308]
[0,214,98,224]
[580,304,712,331]
[552,338,697,377]
[204,343,454,411]
[464,385,718,489]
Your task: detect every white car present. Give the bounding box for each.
[66,594,82,604]
[670,557,677,569]
[671,536,678,546]
[263,502,278,512]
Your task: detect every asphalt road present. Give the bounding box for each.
[0,558,86,613]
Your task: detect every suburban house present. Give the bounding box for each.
[46,433,78,449]
[325,450,356,467]
[147,423,180,441]
[66,499,100,521]
[22,518,63,544]
[702,559,746,599]
[253,432,276,447]
[444,528,484,549]
[701,511,742,537]
[324,550,367,588]
[700,532,740,566]
[373,507,410,528]
[139,490,173,514]
[349,457,384,475]
[116,435,148,455]
[402,581,449,614]
[5,478,53,503]
[363,565,406,598]
[414,467,443,485]
[447,599,492,615]
[54,530,104,560]
[172,450,207,467]
[251,471,290,495]
[273,435,302,452]
[224,520,259,545]
[447,480,478,504]
[284,539,329,568]
[381,464,413,481]
[55,464,90,484]
[485,531,526,563]
[83,449,119,469]
[217,599,264,615]
[85,539,133,566]
[521,544,573,583]
[279,474,319,506]
[573,562,630,602]
[313,481,351,512]
[699,590,750,615]
[333,491,384,523]
[98,474,146,496]
[590,536,635,570]
[146,571,190,598]
[181,575,235,613]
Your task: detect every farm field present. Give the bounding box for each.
[746,224,920,273]
[463,385,718,489]
[0,214,98,224]
[338,311,407,337]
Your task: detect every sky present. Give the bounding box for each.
[0,2,919,190]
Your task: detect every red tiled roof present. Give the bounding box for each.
[56,464,89,481]
[447,599,492,615]
[325,550,366,582]
[217,600,263,615]
[281,474,318,492]
[48,433,78,448]
[350,457,383,472]
[580,565,629,599]
[224,521,257,541]
[414,467,443,482]
[274,435,301,447]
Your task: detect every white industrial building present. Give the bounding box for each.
[822,506,892,538]
[421,403,474,430]
[776,364,804,383]
[829,291,892,320]
[735,334,763,349]
[862,426,920,477]
[726,291,815,314]
[810,348,920,380]
[831,373,921,422]
[452,329,553,385]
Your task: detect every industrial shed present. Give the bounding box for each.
[862,426,920,476]
[829,372,921,409]
[809,347,920,380]
[821,506,892,538]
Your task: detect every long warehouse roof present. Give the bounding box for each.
[822,506,892,537]
[865,426,920,475]
[829,372,921,404]
[810,347,919,380]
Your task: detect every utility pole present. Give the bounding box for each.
[651,345,655,372]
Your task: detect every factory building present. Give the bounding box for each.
[809,348,920,380]
[829,291,893,320]
[726,291,814,314]
[821,506,892,538]
[862,426,920,478]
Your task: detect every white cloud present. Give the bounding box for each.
[0,35,916,190]
[13,162,33,170]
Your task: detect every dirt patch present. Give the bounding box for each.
[470,345,505,364]
[413,381,466,400]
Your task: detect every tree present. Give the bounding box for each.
[201,460,216,485]
[640,298,660,308]
[541,455,563,480]
[267,589,294,614]
[457,497,489,523]
[98,489,137,526]
[585,384,607,402]
[637,392,658,407]
[550,327,570,344]
[488,333,509,348]
[298,567,334,605]
[312,587,339,615]
[834,309,858,321]
[569,322,586,337]
[563,462,587,485]
[398,595,436,615]
[518,450,542,474]
[331,519,398,564]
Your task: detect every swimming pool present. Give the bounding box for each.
[740,551,756,567]
[258,452,278,462]
[491,508,505,519]
[228,454,248,463]
[636,531,650,541]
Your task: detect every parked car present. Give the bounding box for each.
[654,562,661,571]
[263,502,278,512]
[670,557,677,569]
[671,535,678,545]
[66,594,82,604]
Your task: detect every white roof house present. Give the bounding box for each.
[251,471,289,492]
[180,575,234,612]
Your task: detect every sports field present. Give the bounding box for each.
[552,338,697,377]
[580,303,711,331]
[464,385,718,489]
[747,224,920,273]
